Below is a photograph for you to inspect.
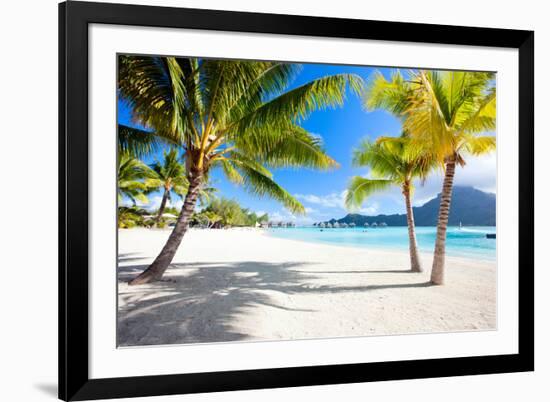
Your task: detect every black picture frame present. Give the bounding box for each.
[59,1,534,400]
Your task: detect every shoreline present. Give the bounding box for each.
[148,226,495,263]
[118,227,496,346]
[261,228,497,263]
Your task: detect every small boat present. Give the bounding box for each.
[486,233,496,239]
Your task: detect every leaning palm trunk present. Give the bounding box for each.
[155,189,170,226]
[129,174,202,285]
[403,183,422,272]
[431,158,456,285]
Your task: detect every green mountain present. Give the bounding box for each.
[328,186,495,227]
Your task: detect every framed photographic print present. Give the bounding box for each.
[59,1,534,400]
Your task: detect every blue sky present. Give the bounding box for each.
[119,63,496,224]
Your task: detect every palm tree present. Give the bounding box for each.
[203,210,222,228]
[117,153,155,206]
[145,148,188,225]
[366,70,496,284]
[345,136,435,272]
[119,56,363,284]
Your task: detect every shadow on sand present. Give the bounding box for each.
[117,261,432,347]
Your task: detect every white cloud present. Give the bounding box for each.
[295,190,350,209]
[295,189,380,217]
[294,191,347,209]
[357,202,379,215]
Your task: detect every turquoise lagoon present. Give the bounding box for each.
[266,226,497,261]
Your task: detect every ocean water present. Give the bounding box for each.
[266,226,497,261]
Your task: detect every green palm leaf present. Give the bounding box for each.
[345,177,394,209]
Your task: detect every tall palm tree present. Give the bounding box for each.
[145,148,188,225]
[117,153,155,206]
[366,70,496,284]
[119,56,363,284]
[345,136,435,272]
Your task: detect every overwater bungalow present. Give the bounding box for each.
[341,222,349,228]
[349,222,356,228]
[371,222,378,227]
[326,223,333,228]
[379,222,387,227]
[319,222,326,228]
[333,222,340,228]
[364,222,369,227]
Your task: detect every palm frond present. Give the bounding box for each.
[345,177,393,209]
[232,125,337,170]
[118,124,169,158]
[461,135,496,156]
[118,56,174,133]
[234,73,364,132]
[352,139,403,179]
[364,70,410,114]
[233,161,304,214]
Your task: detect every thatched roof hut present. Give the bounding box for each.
[371,222,378,227]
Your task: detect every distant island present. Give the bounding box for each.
[321,186,495,227]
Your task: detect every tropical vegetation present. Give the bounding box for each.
[118,56,363,284]
[193,198,269,228]
[117,153,154,206]
[366,70,496,284]
[145,148,188,225]
[345,136,436,272]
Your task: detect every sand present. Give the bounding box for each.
[117,228,496,347]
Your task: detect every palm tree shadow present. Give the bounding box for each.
[117,261,433,347]
[118,252,148,264]
[312,269,419,274]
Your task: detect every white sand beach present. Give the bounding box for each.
[117,228,496,346]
